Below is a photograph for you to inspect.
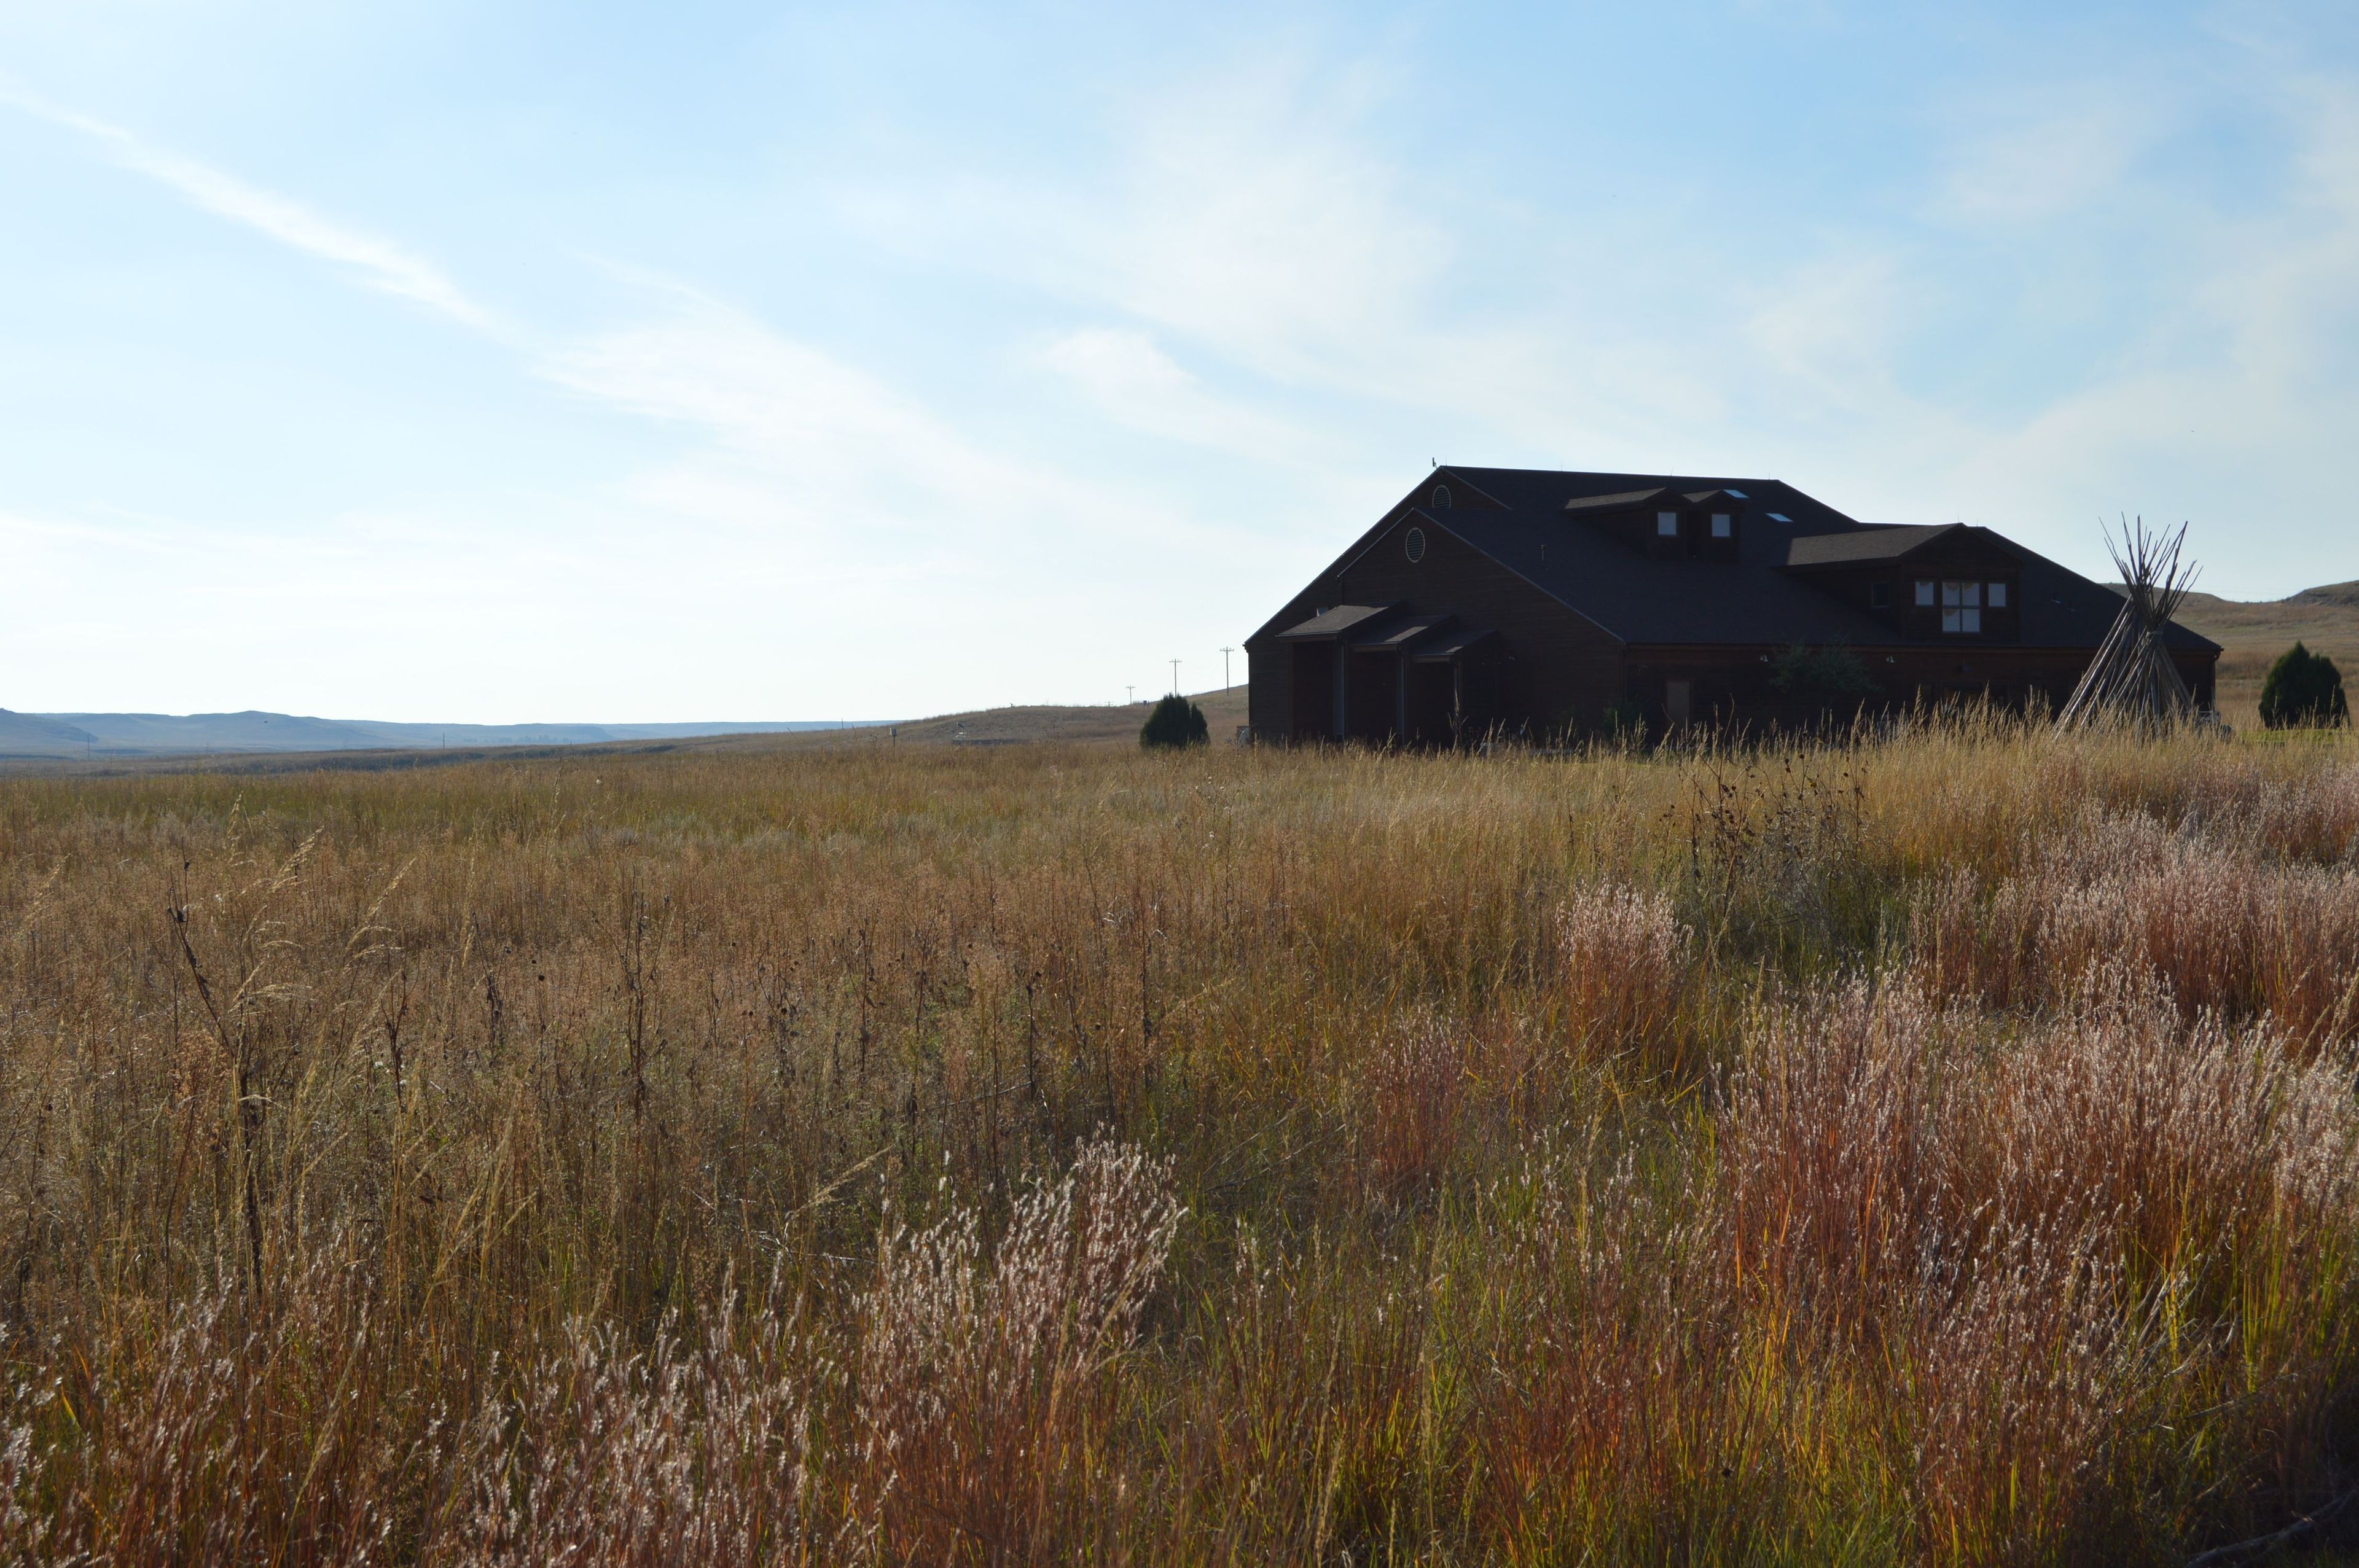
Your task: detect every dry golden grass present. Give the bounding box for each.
[1,716,2357,1563]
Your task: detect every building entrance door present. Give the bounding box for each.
[1289,643,1337,739]
[1665,680,1692,727]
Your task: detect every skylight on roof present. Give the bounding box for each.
[1725,489,1748,499]
[1768,512,1793,523]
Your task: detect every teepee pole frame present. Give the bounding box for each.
[2057,517,2200,730]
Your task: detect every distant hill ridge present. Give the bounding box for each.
[0,712,101,748]
[0,710,879,760]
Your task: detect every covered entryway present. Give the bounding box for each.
[1270,605,1496,746]
[1409,628,1497,744]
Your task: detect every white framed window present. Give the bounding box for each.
[1915,580,1936,607]
[1710,512,1732,538]
[1941,580,1982,633]
[1988,581,2008,608]
[1656,511,1680,537]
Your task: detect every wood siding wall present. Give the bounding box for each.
[1623,642,2217,726]
[1247,512,1627,743]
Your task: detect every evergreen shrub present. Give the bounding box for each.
[1140,695,1210,749]
[2259,642,2348,728]
[1769,643,1878,698]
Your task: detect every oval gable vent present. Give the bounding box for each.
[1430,484,1452,509]
[1404,526,1427,563]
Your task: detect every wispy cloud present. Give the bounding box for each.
[536,280,1254,586]
[1,88,501,332]
[1950,69,2359,540]
[544,284,1073,523]
[1081,58,1447,385]
[1935,95,2168,224]
[1031,327,1334,467]
[9,8,2358,717]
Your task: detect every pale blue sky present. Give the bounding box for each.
[4,1,2357,721]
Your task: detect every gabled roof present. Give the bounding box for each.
[1428,469,2217,652]
[1251,467,2220,653]
[1425,504,1900,646]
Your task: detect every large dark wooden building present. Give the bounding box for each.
[1246,466,2219,743]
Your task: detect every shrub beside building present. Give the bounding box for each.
[2259,642,2349,728]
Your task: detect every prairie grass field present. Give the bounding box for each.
[4,719,2359,1564]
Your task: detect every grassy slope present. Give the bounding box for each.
[2,724,2358,1562]
[0,688,1257,774]
[2164,581,2359,724]
[778,684,1251,747]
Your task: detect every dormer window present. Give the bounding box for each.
[1915,580,1936,607]
[1656,511,1679,537]
[1941,581,1982,633]
[1710,513,1731,539]
[1989,582,2008,608]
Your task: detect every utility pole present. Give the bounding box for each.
[1219,647,1235,688]
[1125,685,1135,706]
[1169,658,1180,697]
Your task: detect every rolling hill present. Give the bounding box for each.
[0,711,881,760]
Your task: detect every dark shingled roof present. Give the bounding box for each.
[1785,524,1969,568]
[1410,627,1496,661]
[1391,467,2220,653]
[1560,487,1669,515]
[1359,614,1452,649]
[1423,504,1899,646]
[1276,603,1398,639]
